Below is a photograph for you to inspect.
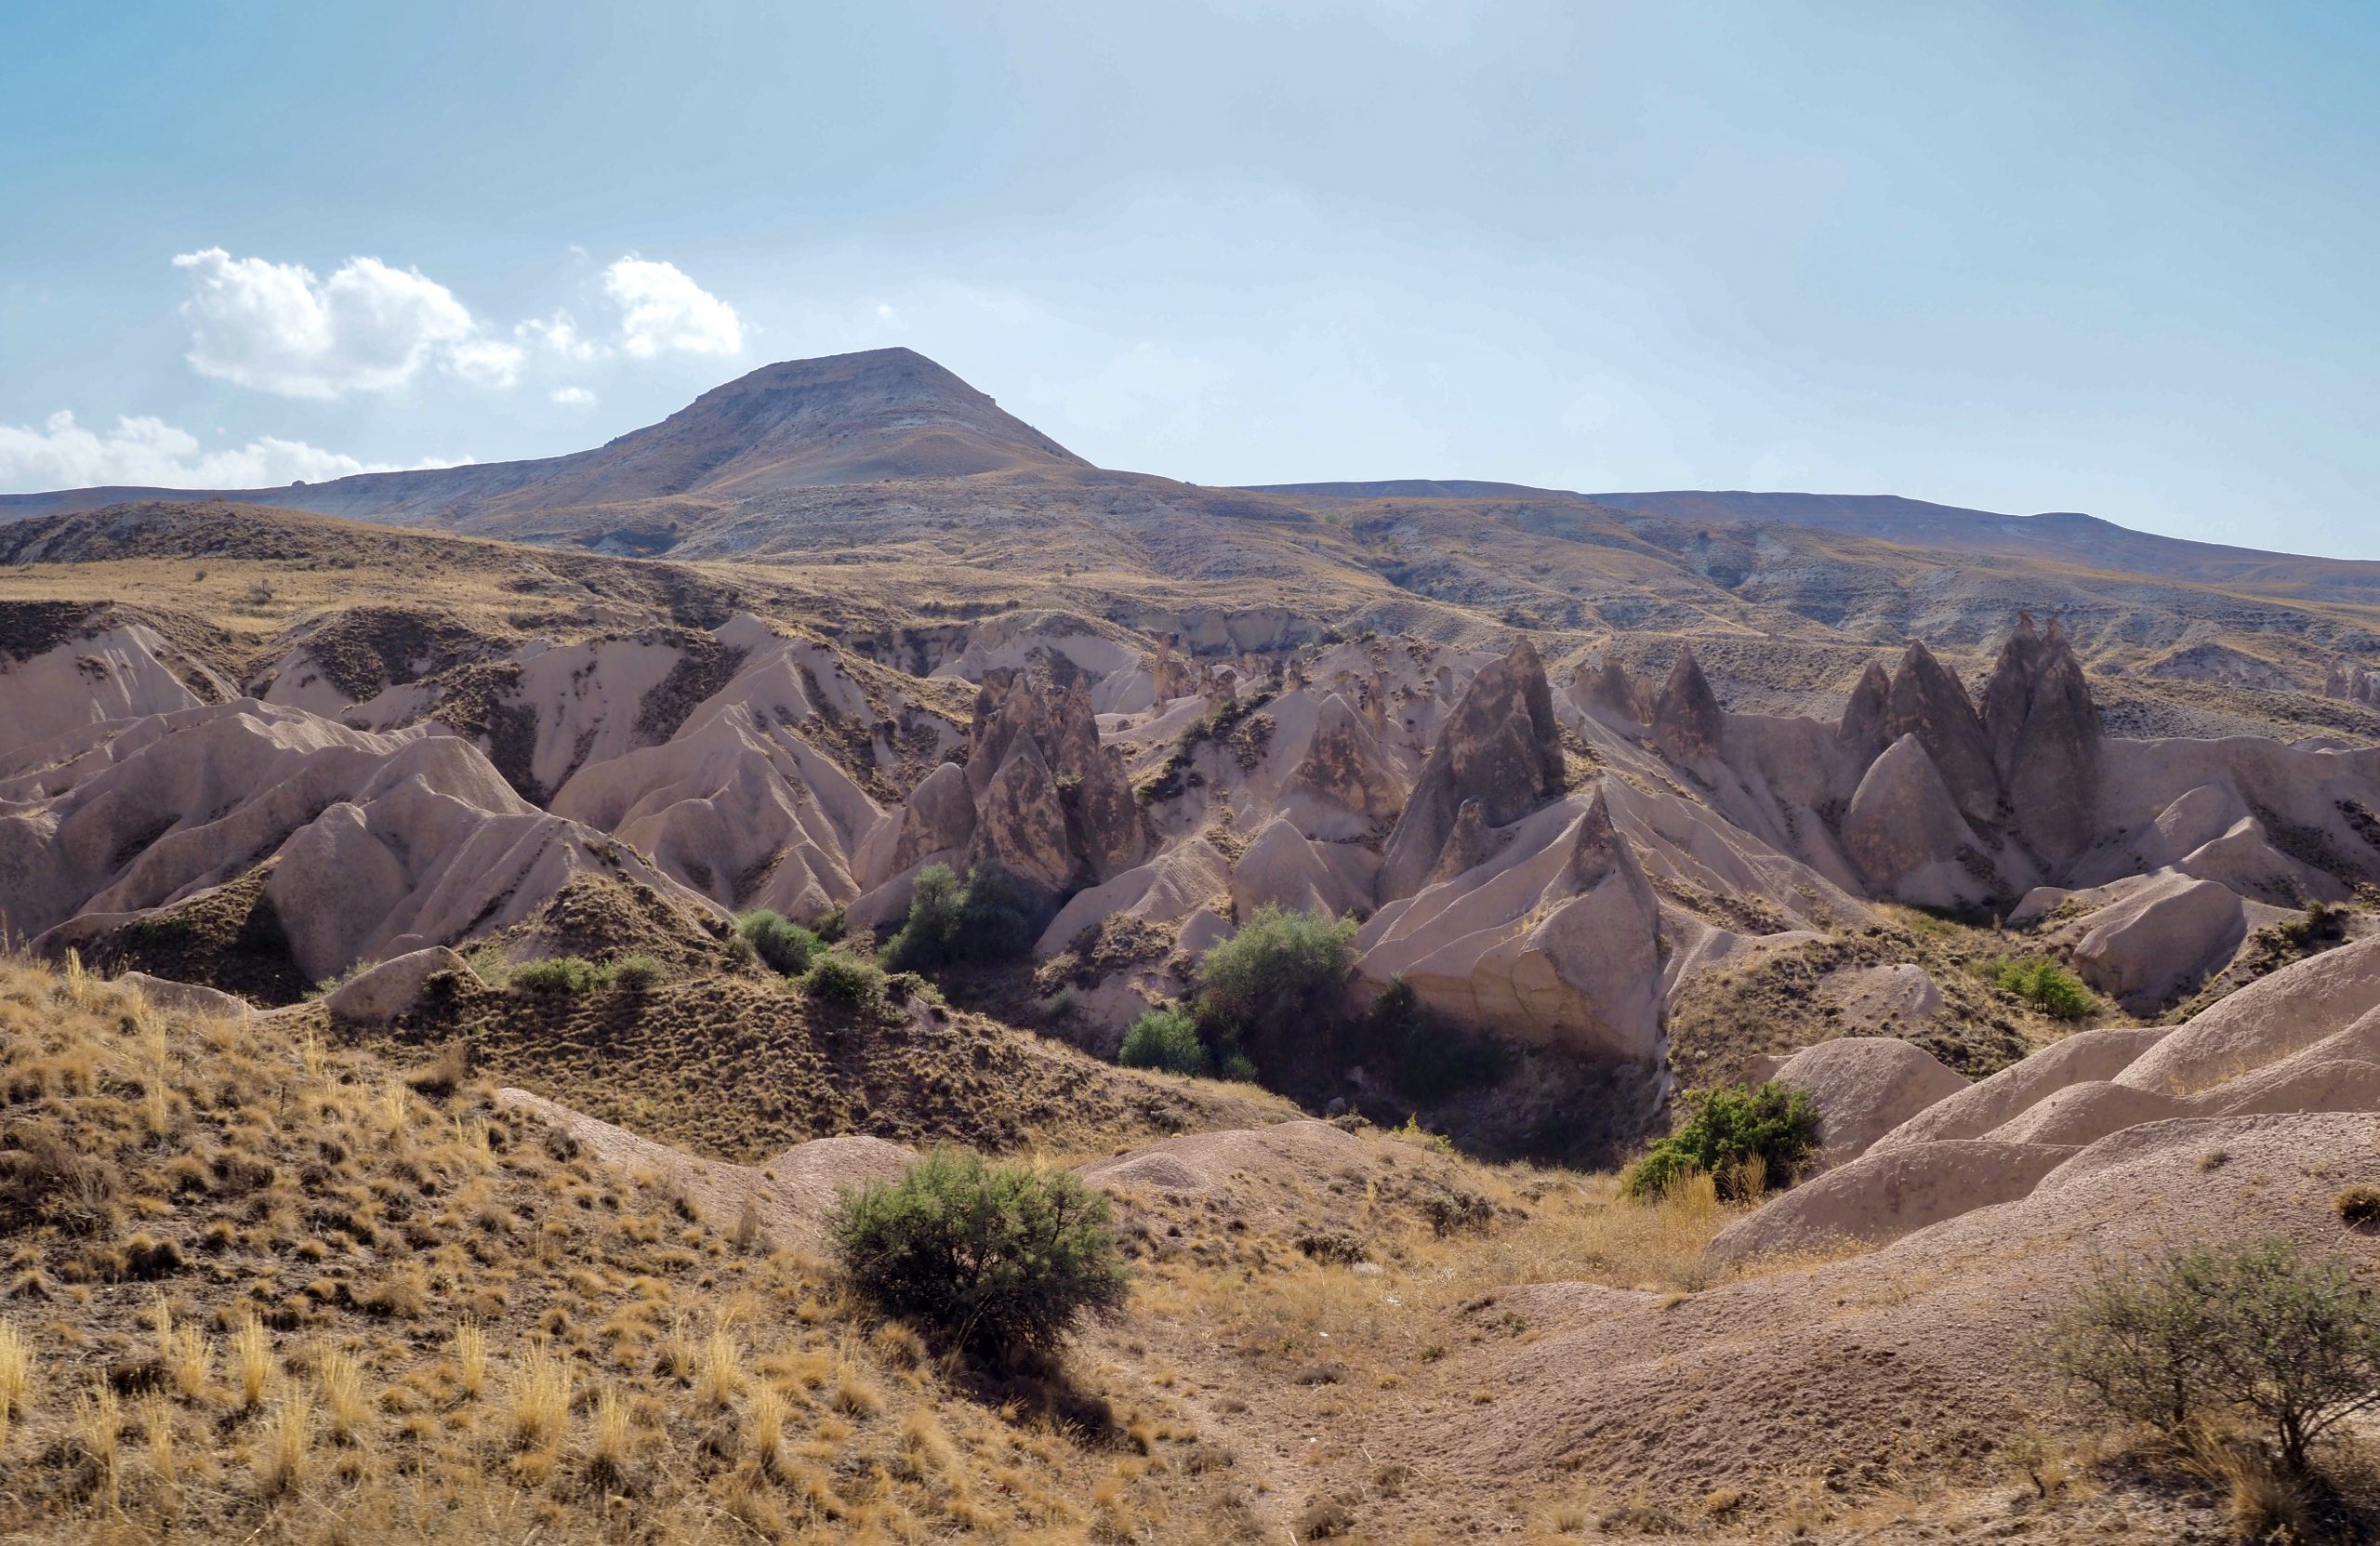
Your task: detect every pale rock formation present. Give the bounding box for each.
[1835,661,1892,764]
[1770,1037,1969,1164]
[1176,907,1235,960]
[2069,871,2246,1008]
[1870,1027,2168,1151]
[2116,936,2380,1096]
[259,742,721,983]
[1706,1140,2078,1267]
[1977,615,2101,865]
[1651,647,1724,763]
[888,760,976,874]
[1230,817,1372,919]
[1355,791,1664,1060]
[1377,639,1564,902]
[118,971,250,1019]
[1571,654,1643,724]
[550,694,892,920]
[964,667,1144,890]
[1986,1080,2187,1147]
[968,736,1074,891]
[1035,838,1230,958]
[1276,694,1407,841]
[1880,641,2001,826]
[1821,963,1945,1030]
[1839,734,1996,907]
[0,611,229,759]
[1715,936,2380,1265]
[325,946,477,1023]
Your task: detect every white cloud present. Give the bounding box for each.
[518,310,608,361]
[550,386,597,406]
[0,409,463,492]
[171,247,521,398]
[603,258,744,358]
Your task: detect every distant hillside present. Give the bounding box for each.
[0,348,1088,527]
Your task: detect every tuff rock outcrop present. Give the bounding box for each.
[1839,734,1995,907]
[1651,647,1724,763]
[1978,614,2101,865]
[1377,639,1564,901]
[1357,791,1665,1061]
[963,667,1144,892]
[1879,641,2001,826]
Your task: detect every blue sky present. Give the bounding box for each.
[3,1,2376,557]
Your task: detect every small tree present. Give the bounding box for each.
[738,911,824,977]
[1981,957,2096,1021]
[879,864,1040,974]
[2053,1239,2380,1477]
[1119,1006,1209,1076]
[828,1151,1129,1357]
[1195,905,1357,1064]
[1623,1082,1820,1201]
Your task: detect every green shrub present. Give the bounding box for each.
[803,951,885,1008]
[1195,905,1357,1062]
[512,957,600,996]
[1119,1006,1210,1076]
[827,1150,1129,1356]
[738,910,824,977]
[1623,1082,1820,1202]
[1979,957,2096,1021]
[2053,1238,2380,1476]
[609,955,662,993]
[814,905,849,944]
[1355,978,1507,1095]
[879,863,1041,974]
[2279,901,2348,952]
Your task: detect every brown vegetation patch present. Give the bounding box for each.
[354,973,1284,1166]
[1665,918,2105,1090]
[73,871,311,1005]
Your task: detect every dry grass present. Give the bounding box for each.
[232,1311,271,1411]
[0,1318,29,1452]
[0,953,1215,1544]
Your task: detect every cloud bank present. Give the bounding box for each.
[171,249,743,401]
[172,247,522,398]
[604,258,744,358]
[0,410,462,491]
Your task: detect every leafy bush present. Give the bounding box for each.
[1195,905,1357,1062]
[878,864,1041,974]
[1119,1006,1210,1076]
[1622,1082,1820,1202]
[1353,978,1506,1095]
[513,957,600,996]
[802,952,886,1008]
[828,1151,1129,1356]
[609,955,661,993]
[2053,1238,2380,1476]
[814,905,849,944]
[2279,901,2348,952]
[1978,957,2096,1021]
[738,911,824,977]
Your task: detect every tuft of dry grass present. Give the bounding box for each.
[318,1348,367,1444]
[508,1341,573,1452]
[748,1383,788,1476]
[455,1320,487,1402]
[258,1388,311,1495]
[233,1312,272,1411]
[0,1319,29,1451]
[76,1381,122,1508]
[694,1326,741,1407]
[587,1381,630,1480]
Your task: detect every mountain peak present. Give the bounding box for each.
[536,348,1089,505]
